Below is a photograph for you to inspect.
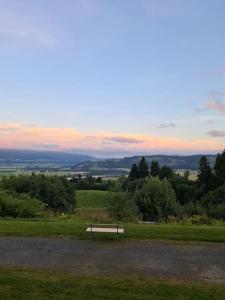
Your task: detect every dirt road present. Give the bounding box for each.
[0,237,225,283]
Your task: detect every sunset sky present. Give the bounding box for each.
[0,0,225,157]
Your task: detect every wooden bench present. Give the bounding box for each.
[86,224,124,239]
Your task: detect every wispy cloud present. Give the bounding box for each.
[206,100,225,114]
[196,92,225,115]
[0,123,22,133]
[31,143,60,150]
[208,130,225,138]
[0,123,223,156]
[104,136,144,144]
[157,123,175,129]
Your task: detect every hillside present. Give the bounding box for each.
[72,154,217,175]
[0,149,95,165]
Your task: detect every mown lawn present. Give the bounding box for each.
[76,190,112,209]
[0,268,224,300]
[0,219,225,242]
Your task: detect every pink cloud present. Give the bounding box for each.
[0,123,223,155]
[208,130,225,138]
[206,99,225,114]
[196,92,225,115]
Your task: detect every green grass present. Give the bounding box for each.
[76,190,112,209]
[1,219,225,242]
[0,268,224,300]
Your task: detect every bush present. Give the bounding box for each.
[190,215,213,225]
[207,204,225,220]
[201,184,225,208]
[170,177,196,206]
[126,178,146,195]
[2,174,75,213]
[0,190,42,218]
[71,176,109,191]
[107,192,138,222]
[182,202,206,217]
[133,177,180,221]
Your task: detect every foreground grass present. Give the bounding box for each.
[0,268,224,300]
[76,190,111,209]
[0,219,225,242]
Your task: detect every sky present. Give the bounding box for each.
[0,0,225,157]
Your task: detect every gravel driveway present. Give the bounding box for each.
[0,237,225,283]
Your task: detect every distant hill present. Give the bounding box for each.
[0,149,95,165]
[72,154,217,175]
[0,150,217,175]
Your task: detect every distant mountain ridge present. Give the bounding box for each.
[0,149,95,165]
[0,150,217,174]
[73,154,217,173]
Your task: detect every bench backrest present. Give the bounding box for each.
[88,224,123,229]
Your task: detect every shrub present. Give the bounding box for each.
[170,177,196,206]
[2,174,75,213]
[201,184,225,208]
[133,177,180,221]
[182,202,206,217]
[207,204,225,220]
[190,215,213,225]
[0,190,42,218]
[107,192,138,222]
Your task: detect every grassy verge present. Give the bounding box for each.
[76,190,111,209]
[0,268,224,300]
[0,219,225,242]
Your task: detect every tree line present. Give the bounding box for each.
[0,174,75,217]
[108,150,225,221]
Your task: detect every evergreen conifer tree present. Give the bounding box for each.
[150,160,160,177]
[214,150,225,186]
[197,156,213,192]
[128,163,139,180]
[138,157,149,178]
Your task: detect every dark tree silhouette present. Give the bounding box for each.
[150,160,160,177]
[138,157,149,178]
[159,165,174,180]
[214,150,225,186]
[197,156,213,192]
[128,163,139,180]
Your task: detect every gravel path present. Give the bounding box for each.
[0,237,225,283]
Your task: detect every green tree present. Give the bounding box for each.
[170,176,196,205]
[197,156,213,192]
[134,177,179,221]
[138,157,149,178]
[159,165,174,180]
[214,150,225,186]
[128,163,139,181]
[0,190,42,218]
[201,184,225,209]
[150,160,160,177]
[108,192,138,221]
[2,174,76,213]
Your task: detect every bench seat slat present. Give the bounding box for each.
[86,227,124,233]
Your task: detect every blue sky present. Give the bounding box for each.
[0,0,225,157]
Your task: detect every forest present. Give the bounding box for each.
[108,150,225,221]
[0,150,225,222]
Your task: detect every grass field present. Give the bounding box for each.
[1,219,225,242]
[76,190,111,209]
[0,268,224,300]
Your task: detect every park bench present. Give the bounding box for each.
[86,224,124,239]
